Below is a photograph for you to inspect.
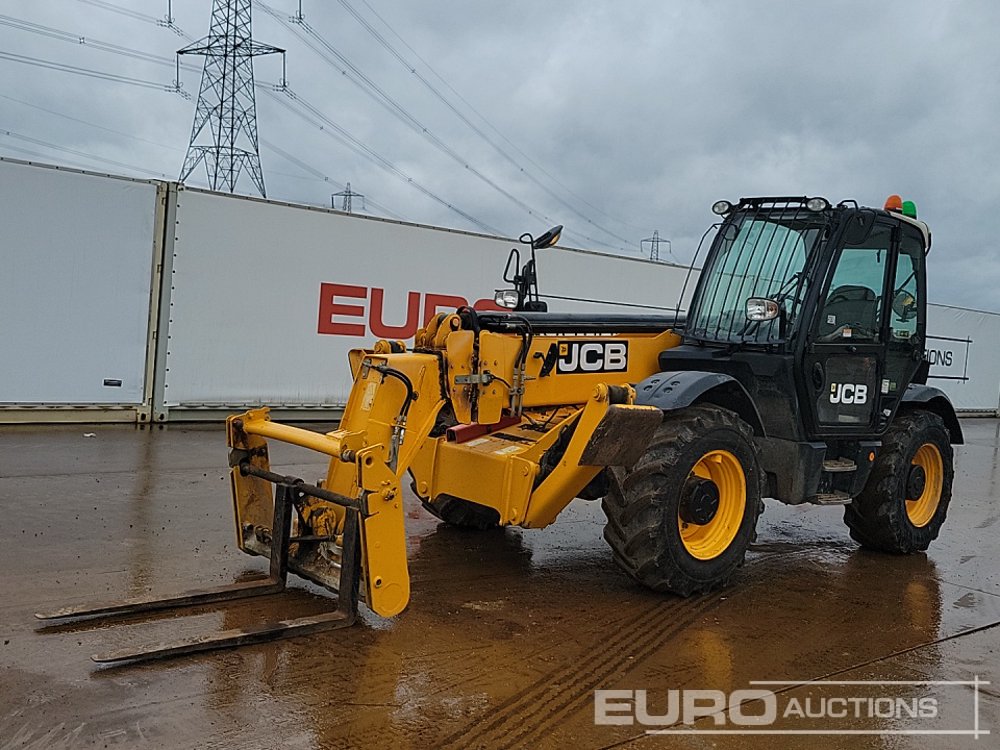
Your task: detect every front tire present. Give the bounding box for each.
[601,404,764,596]
[844,410,953,553]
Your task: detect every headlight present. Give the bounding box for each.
[712,200,733,216]
[806,197,830,212]
[494,290,519,309]
[746,298,780,321]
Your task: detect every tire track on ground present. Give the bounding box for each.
[436,596,674,747]
[496,596,723,749]
[439,593,721,749]
[437,597,669,746]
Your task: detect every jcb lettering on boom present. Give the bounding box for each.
[557,340,629,374]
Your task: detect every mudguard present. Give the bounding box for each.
[634,371,765,436]
[901,384,964,444]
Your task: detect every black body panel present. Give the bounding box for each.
[657,346,803,442]
[477,311,683,335]
[634,370,765,437]
[901,384,964,444]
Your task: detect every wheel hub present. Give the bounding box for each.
[906,464,926,500]
[680,477,720,525]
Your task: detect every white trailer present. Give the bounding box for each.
[1,156,997,421]
[0,158,164,422]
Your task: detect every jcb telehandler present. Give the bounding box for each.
[41,195,962,663]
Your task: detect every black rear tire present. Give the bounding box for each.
[844,410,953,553]
[601,404,764,596]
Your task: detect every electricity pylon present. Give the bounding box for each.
[178,0,285,197]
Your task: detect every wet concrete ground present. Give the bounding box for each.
[1,419,998,749]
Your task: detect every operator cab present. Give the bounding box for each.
[667,195,932,444]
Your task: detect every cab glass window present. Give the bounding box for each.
[889,225,924,342]
[688,212,822,343]
[816,223,891,343]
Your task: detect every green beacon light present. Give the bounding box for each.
[901,200,917,219]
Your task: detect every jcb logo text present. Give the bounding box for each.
[830,382,868,405]
[558,341,629,374]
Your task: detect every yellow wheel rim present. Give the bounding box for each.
[906,443,943,527]
[678,450,746,560]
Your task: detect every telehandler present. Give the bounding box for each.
[41,195,961,663]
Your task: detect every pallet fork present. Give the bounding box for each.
[35,464,362,665]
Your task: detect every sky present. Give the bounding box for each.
[1,1,998,308]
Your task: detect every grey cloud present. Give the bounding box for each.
[1,0,997,306]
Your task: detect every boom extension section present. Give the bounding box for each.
[40,310,676,662]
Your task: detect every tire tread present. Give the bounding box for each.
[601,405,764,596]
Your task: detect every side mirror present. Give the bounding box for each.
[892,289,917,321]
[500,224,561,312]
[746,298,780,321]
[530,224,562,250]
[494,289,519,309]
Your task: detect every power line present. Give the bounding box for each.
[257,6,522,222]
[0,130,320,186]
[77,0,160,24]
[260,137,404,219]
[7,4,620,248]
[158,0,188,38]
[0,13,432,223]
[0,142,106,172]
[1,88,403,214]
[0,143,160,178]
[332,182,364,213]
[77,0,191,39]
[1,6,652,254]
[256,1,620,251]
[0,14,181,68]
[263,86,502,234]
[0,127,168,177]
[334,0,643,248]
[351,0,650,236]
[0,93,182,153]
[0,9,501,235]
[0,11,204,99]
[0,50,188,97]
[641,230,673,262]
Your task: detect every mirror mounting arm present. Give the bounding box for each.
[496,225,562,312]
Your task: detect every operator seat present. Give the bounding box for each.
[818,284,879,338]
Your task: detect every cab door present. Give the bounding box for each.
[879,222,927,416]
[802,220,894,436]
